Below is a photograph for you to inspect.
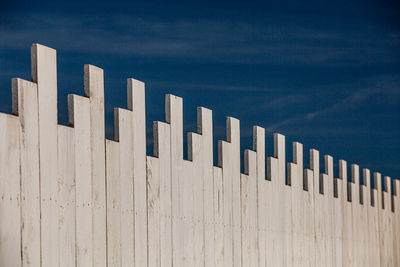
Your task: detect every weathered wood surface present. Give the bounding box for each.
[0,43,399,267]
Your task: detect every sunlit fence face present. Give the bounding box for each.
[0,44,399,267]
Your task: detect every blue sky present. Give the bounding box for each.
[0,0,399,180]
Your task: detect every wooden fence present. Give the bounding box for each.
[0,44,399,267]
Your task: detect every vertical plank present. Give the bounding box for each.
[241,171,250,267]
[253,126,266,267]
[12,78,41,267]
[219,136,233,267]
[57,125,75,267]
[148,121,171,267]
[31,44,59,267]
[213,166,224,267]
[292,143,304,267]
[127,78,148,267]
[266,155,280,267]
[84,64,106,267]
[248,151,258,267]
[157,122,172,267]
[311,149,324,267]
[363,169,371,267]
[218,117,241,267]
[277,134,292,267]
[289,161,301,267]
[382,176,393,266]
[369,173,380,266]
[229,118,241,267]
[304,168,316,267]
[198,107,214,267]
[375,172,383,267]
[147,155,160,267]
[188,132,204,267]
[166,94,184,266]
[332,171,343,267]
[115,108,135,267]
[0,113,21,267]
[181,160,194,266]
[350,164,360,267]
[68,94,92,267]
[106,139,121,266]
[358,169,367,267]
[324,155,334,267]
[241,150,257,267]
[315,173,328,267]
[339,160,352,267]
[269,134,291,267]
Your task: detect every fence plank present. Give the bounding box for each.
[0,113,21,267]
[199,107,214,267]
[69,94,93,267]
[106,139,121,266]
[147,155,160,267]
[57,125,75,267]
[115,108,135,267]
[213,166,224,267]
[166,94,184,266]
[32,44,59,267]
[84,64,107,267]
[13,78,41,267]
[128,79,148,267]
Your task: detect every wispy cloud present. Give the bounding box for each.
[1,14,399,66]
[265,74,400,133]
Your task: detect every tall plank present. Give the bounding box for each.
[304,168,316,267]
[182,159,195,266]
[229,118,241,267]
[340,160,352,267]
[84,64,106,267]
[289,161,301,267]
[147,155,161,267]
[105,140,121,266]
[68,94,92,267]
[188,131,204,267]
[115,108,135,267]
[266,155,280,267]
[292,143,305,266]
[324,155,334,267]
[31,44,59,267]
[198,107,214,267]
[350,164,360,267]
[213,166,224,267]
[369,173,380,266]
[311,149,325,267]
[166,94,184,266]
[363,169,372,267]
[358,169,368,267]
[128,78,148,267]
[150,121,173,267]
[241,150,258,267]
[253,126,266,267]
[0,113,21,267]
[219,117,241,267]
[57,125,75,267]
[12,78,41,267]
[157,122,172,267]
[332,170,343,267]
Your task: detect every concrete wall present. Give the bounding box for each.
[0,44,399,267]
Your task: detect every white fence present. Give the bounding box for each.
[0,44,399,267]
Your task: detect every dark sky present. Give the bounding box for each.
[0,0,399,180]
